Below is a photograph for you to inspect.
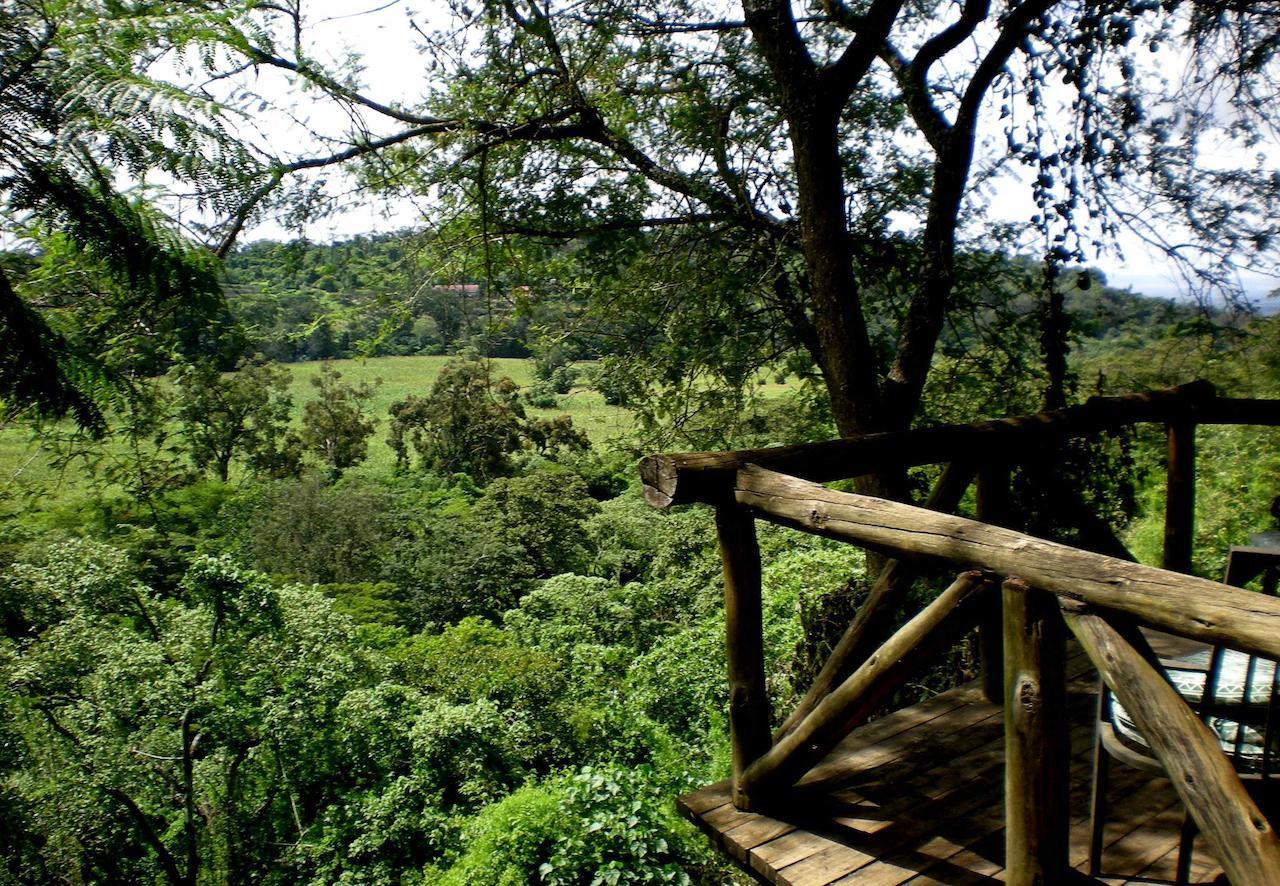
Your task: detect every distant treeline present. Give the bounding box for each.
[222,233,1202,366]
[0,232,1206,378]
[223,234,540,363]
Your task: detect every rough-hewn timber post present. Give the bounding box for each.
[1163,420,1196,574]
[715,504,771,810]
[1003,578,1070,886]
[977,463,1014,703]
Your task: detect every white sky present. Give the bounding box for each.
[235,0,1280,308]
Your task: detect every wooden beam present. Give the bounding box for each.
[640,381,1216,508]
[775,460,978,739]
[1062,603,1280,886]
[738,572,989,804]
[1196,396,1280,426]
[715,505,772,810]
[734,464,1280,659]
[1002,579,1070,886]
[1163,419,1196,574]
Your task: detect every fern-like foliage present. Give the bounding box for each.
[0,0,264,432]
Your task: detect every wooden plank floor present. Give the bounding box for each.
[679,652,1226,885]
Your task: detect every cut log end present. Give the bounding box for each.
[639,455,677,508]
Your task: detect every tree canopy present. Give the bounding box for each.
[0,0,257,431]
[5,0,1279,455]
[210,0,1280,450]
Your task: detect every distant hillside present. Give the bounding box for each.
[223,234,530,361]
[221,235,1205,367]
[1066,275,1201,342]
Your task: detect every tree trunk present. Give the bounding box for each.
[882,142,968,430]
[790,108,883,439]
[740,1,883,441]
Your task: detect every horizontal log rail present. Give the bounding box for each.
[735,464,1280,660]
[641,380,1280,508]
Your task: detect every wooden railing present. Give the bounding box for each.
[640,381,1280,886]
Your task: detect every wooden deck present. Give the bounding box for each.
[679,652,1226,885]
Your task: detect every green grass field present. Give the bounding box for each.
[0,356,637,506]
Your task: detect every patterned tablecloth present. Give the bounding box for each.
[1111,649,1278,768]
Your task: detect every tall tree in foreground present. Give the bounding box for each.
[223,0,1280,455]
[0,0,259,431]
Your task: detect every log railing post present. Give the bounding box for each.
[715,504,771,810]
[1003,579,1070,886]
[977,463,1014,703]
[1163,419,1196,574]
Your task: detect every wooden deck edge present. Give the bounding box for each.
[676,650,1227,886]
[678,783,779,884]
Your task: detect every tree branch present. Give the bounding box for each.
[489,2,770,225]
[455,110,596,161]
[879,41,951,151]
[182,711,199,886]
[878,0,992,153]
[104,787,188,886]
[956,0,1056,136]
[34,704,186,886]
[883,0,1059,429]
[823,0,906,97]
[618,14,831,36]
[741,0,817,96]
[246,47,453,127]
[915,0,990,74]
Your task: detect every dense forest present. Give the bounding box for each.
[219,235,1206,366]
[3,239,1279,882]
[4,0,1280,883]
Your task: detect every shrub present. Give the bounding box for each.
[402,619,566,709]
[586,493,665,584]
[410,697,528,810]
[533,346,578,395]
[390,515,535,625]
[523,381,560,408]
[625,618,725,743]
[524,415,591,459]
[504,574,651,653]
[240,479,391,584]
[591,357,642,407]
[434,782,565,886]
[440,765,701,886]
[474,467,601,578]
[316,581,412,627]
[388,359,525,480]
[761,545,867,712]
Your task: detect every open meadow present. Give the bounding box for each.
[0,356,638,507]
